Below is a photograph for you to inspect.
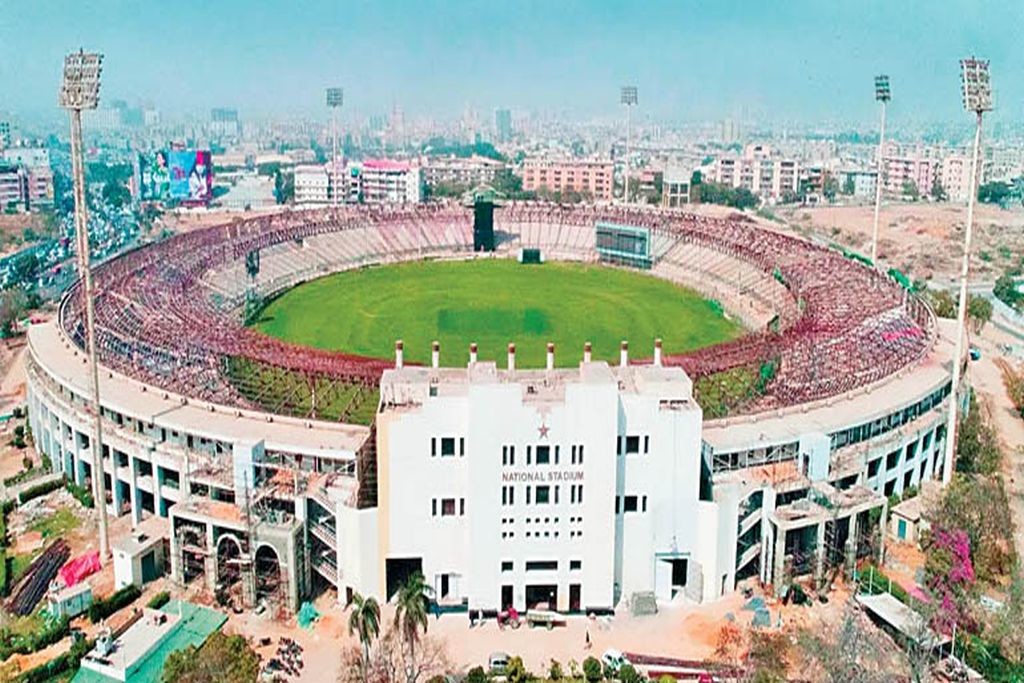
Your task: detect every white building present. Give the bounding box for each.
[364,343,725,612]
[713,146,798,200]
[293,164,330,205]
[940,154,972,203]
[356,159,422,205]
[839,169,878,199]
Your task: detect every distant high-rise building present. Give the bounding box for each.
[210,108,241,137]
[0,121,9,150]
[494,109,512,143]
[721,117,739,144]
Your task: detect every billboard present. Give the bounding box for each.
[169,149,213,203]
[138,151,170,201]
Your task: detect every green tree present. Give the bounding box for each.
[161,632,259,683]
[506,656,530,683]
[902,179,920,200]
[274,170,294,204]
[934,473,1016,582]
[102,180,132,209]
[823,174,839,202]
[465,666,489,683]
[348,591,381,677]
[393,571,434,680]
[967,295,993,333]
[618,663,643,683]
[582,655,603,682]
[548,658,564,680]
[993,272,1022,311]
[841,174,856,196]
[931,176,947,201]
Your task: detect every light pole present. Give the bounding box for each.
[326,87,343,207]
[869,75,890,265]
[59,50,110,559]
[621,86,637,204]
[942,57,992,485]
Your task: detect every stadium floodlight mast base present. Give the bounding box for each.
[60,49,110,560]
[942,57,992,486]
[621,85,637,204]
[327,87,343,207]
[869,75,890,265]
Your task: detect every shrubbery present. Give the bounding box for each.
[16,478,62,505]
[89,584,141,623]
[147,591,171,609]
[65,479,94,508]
[0,616,70,660]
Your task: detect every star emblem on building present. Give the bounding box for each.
[538,423,550,439]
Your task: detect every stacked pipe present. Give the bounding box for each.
[7,539,71,616]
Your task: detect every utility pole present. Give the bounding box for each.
[943,58,992,485]
[870,75,891,264]
[60,50,110,559]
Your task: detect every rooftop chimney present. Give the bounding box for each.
[469,342,478,364]
[395,340,404,369]
[583,341,592,364]
[507,343,516,371]
[620,340,629,367]
[431,341,440,368]
[546,342,555,370]
[654,338,663,366]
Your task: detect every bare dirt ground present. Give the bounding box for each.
[970,325,1024,559]
[156,205,286,236]
[776,202,1024,285]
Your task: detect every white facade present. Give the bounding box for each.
[293,164,329,205]
[355,160,422,205]
[365,354,729,612]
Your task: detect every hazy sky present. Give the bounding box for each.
[2,1,1022,126]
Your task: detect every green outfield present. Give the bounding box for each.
[252,258,743,368]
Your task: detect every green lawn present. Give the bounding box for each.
[253,259,742,368]
[29,508,81,539]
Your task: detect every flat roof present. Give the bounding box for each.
[29,321,370,456]
[856,592,949,648]
[74,600,226,683]
[702,318,956,453]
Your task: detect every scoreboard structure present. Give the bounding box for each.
[595,222,652,269]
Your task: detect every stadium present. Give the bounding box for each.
[26,201,958,615]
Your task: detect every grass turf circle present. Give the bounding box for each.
[252,258,743,368]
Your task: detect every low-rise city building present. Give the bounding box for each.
[521,158,613,201]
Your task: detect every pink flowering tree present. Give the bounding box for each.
[924,526,976,634]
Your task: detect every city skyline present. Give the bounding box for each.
[2,1,1022,128]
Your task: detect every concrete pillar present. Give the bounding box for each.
[469,342,478,365]
[431,341,440,369]
[845,513,860,578]
[654,338,663,366]
[112,464,124,518]
[204,525,217,592]
[168,515,181,584]
[773,525,787,595]
[620,341,629,367]
[814,522,826,589]
[394,340,404,369]
[129,456,142,528]
[877,499,888,564]
[507,343,516,371]
[546,343,555,370]
[583,341,592,364]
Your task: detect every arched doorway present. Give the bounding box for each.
[254,544,283,605]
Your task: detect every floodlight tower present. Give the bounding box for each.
[869,75,891,265]
[942,58,992,485]
[326,87,344,207]
[59,50,110,559]
[621,85,638,204]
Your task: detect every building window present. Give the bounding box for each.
[643,436,649,454]
[527,445,532,465]
[626,436,640,454]
[431,438,437,457]
[460,438,465,456]
[441,498,456,516]
[554,445,560,464]
[460,498,466,515]
[536,445,550,465]
[570,560,582,571]
[526,486,531,505]
[868,458,881,477]
[535,485,551,505]
[502,446,508,466]
[578,445,584,464]
[623,495,638,513]
[501,561,513,572]
[554,486,560,504]
[432,499,437,516]
[525,561,558,572]
[441,437,456,457]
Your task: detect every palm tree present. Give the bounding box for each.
[393,571,434,679]
[347,591,380,677]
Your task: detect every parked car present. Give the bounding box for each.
[601,649,631,674]
[488,651,510,674]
